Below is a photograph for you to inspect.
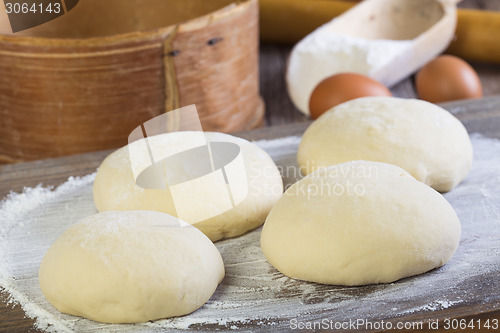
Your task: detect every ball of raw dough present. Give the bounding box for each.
[297,97,473,192]
[39,211,224,323]
[93,132,283,242]
[261,161,461,286]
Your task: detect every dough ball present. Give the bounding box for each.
[93,132,283,242]
[261,161,461,286]
[39,211,224,323]
[261,161,460,286]
[297,97,473,192]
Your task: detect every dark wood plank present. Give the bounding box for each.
[441,96,500,139]
[0,150,111,200]
[258,44,309,126]
[0,293,37,333]
[459,0,500,10]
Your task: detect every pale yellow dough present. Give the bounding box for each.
[261,161,461,286]
[39,211,224,323]
[93,132,283,242]
[298,97,473,192]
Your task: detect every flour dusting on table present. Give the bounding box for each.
[1,134,500,332]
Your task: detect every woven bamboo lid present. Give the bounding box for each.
[0,0,263,164]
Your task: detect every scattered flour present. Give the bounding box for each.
[423,300,463,311]
[399,299,464,315]
[1,134,500,332]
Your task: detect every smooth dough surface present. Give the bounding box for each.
[298,97,473,192]
[261,161,461,286]
[39,211,224,323]
[93,132,283,242]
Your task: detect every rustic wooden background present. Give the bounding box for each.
[259,0,500,126]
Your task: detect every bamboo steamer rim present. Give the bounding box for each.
[0,0,250,47]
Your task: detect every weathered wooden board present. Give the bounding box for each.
[1,96,500,332]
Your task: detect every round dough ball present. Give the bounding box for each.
[39,211,224,323]
[297,97,473,192]
[260,161,461,286]
[93,132,283,242]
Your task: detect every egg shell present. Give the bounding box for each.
[309,73,392,119]
[416,55,483,103]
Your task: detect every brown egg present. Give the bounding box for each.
[416,55,483,103]
[309,73,392,119]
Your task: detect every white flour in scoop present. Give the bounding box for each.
[1,134,500,332]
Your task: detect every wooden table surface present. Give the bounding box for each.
[2,0,500,332]
[1,96,500,333]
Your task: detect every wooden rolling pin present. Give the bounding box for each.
[260,0,500,64]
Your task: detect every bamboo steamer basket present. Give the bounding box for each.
[0,0,264,164]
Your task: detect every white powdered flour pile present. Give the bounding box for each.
[1,134,500,332]
[287,30,413,114]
